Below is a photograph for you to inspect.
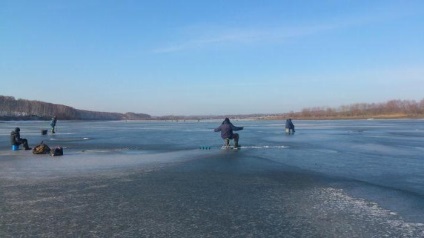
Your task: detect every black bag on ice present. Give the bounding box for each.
[50,147,63,156]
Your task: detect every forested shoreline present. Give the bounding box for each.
[1,95,424,121]
[267,99,424,120]
[0,96,151,121]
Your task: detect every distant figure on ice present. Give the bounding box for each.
[214,118,243,148]
[50,116,57,133]
[285,119,295,135]
[10,127,31,150]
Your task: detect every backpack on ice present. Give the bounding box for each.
[32,141,51,154]
[50,147,63,156]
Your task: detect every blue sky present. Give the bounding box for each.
[1,0,423,116]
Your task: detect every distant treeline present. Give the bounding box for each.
[2,95,423,121]
[0,96,151,120]
[268,99,424,120]
[133,99,424,121]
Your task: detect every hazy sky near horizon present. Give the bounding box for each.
[1,0,423,116]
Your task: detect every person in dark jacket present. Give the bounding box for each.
[214,118,243,148]
[285,119,295,134]
[50,116,57,133]
[10,127,31,150]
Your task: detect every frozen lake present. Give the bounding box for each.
[1,119,424,237]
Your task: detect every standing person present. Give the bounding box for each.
[285,119,295,134]
[50,116,57,133]
[214,118,244,148]
[10,127,31,150]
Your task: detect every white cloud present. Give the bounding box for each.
[152,6,419,54]
[152,23,340,53]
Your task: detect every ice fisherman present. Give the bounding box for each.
[50,116,57,133]
[214,118,243,148]
[285,119,295,134]
[10,127,31,150]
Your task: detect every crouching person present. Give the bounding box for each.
[285,119,295,135]
[10,127,31,150]
[214,118,243,148]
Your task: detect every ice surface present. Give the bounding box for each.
[1,119,424,236]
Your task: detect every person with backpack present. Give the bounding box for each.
[214,118,244,148]
[10,127,31,150]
